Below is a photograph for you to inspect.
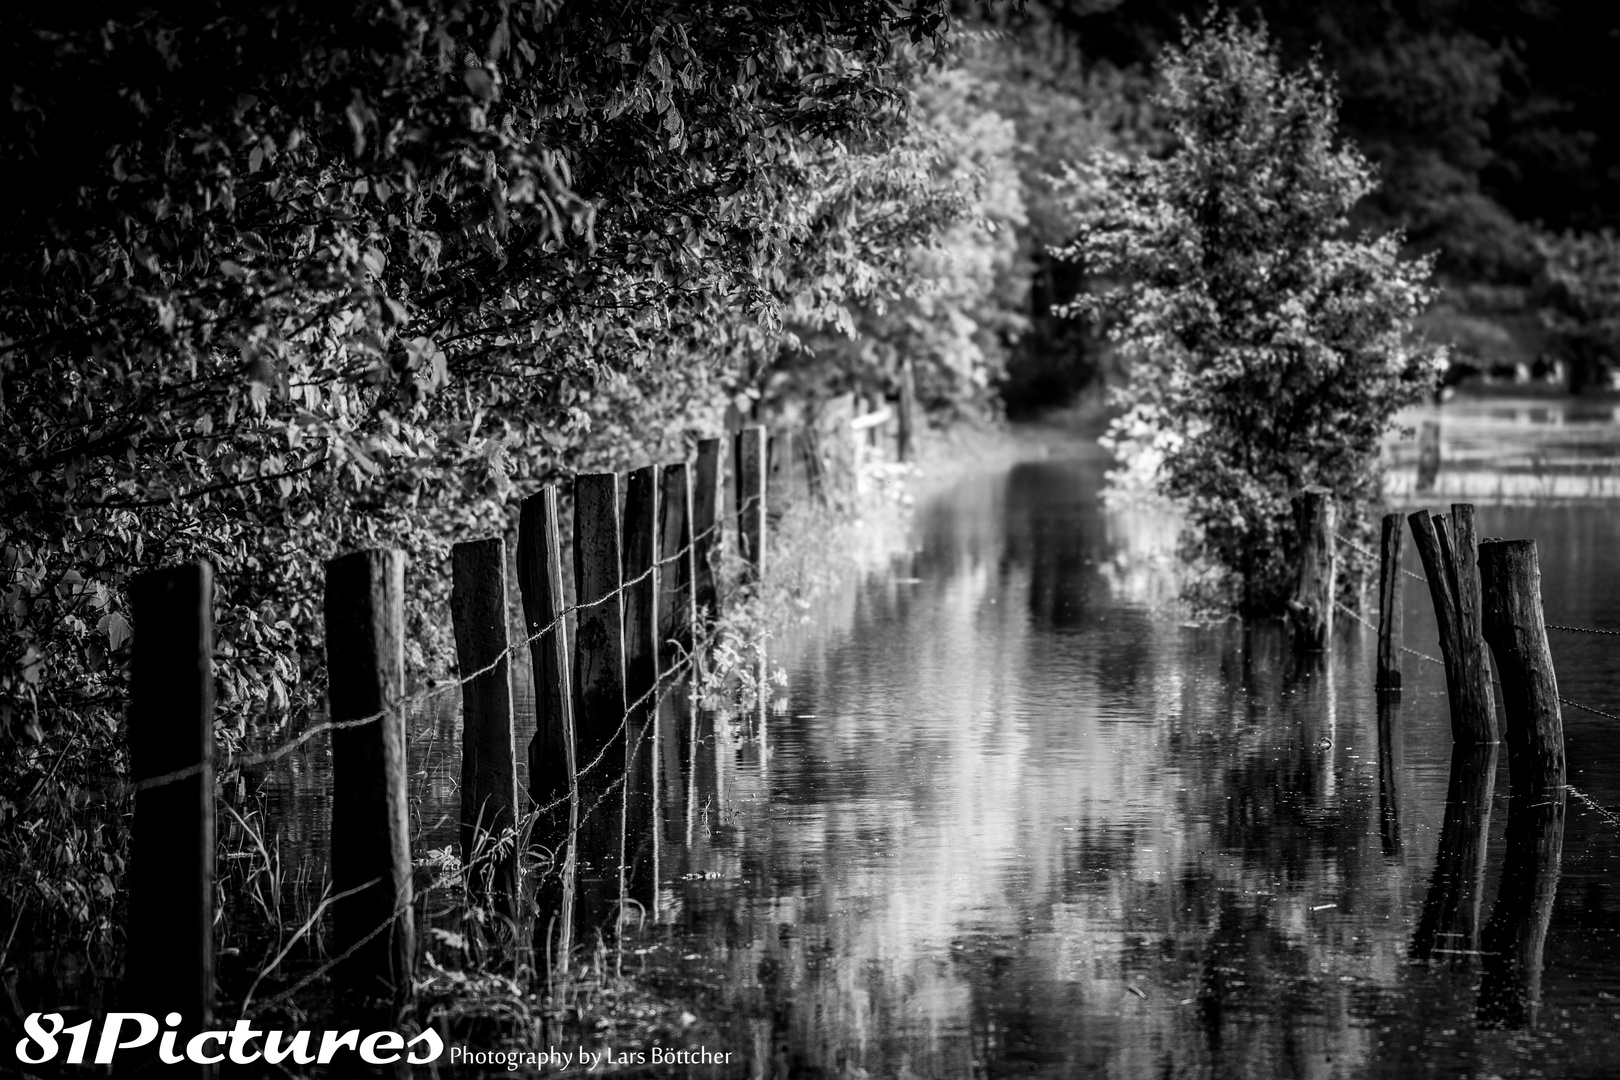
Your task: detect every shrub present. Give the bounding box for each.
[1055,12,1443,614]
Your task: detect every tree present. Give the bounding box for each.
[1055,12,1442,613]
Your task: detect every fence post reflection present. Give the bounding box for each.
[1477,787,1565,1029]
[1411,743,1496,964]
[1375,694,1403,857]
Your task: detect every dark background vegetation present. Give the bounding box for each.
[997,0,1620,409]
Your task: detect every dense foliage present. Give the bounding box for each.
[1056,14,1442,612]
[0,0,980,974]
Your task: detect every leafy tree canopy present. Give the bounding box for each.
[1056,12,1442,612]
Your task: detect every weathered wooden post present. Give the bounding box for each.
[1411,743,1497,964]
[516,486,577,967]
[1478,784,1565,1029]
[735,425,766,586]
[451,538,521,919]
[1408,510,1497,744]
[1288,487,1335,652]
[657,464,697,877]
[657,464,698,671]
[323,550,414,1005]
[125,563,214,1066]
[1478,539,1567,796]
[1416,419,1441,492]
[572,473,628,930]
[621,466,661,915]
[1445,504,1498,740]
[1376,512,1404,692]
[897,357,917,463]
[692,438,723,627]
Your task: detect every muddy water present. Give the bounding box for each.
[650,438,1620,1079]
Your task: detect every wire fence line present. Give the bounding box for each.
[129,490,759,795]
[1333,530,1620,639]
[1332,599,1446,667]
[1334,532,1429,584]
[1335,597,1620,728]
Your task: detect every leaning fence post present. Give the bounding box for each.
[125,563,214,1058]
[1289,487,1335,652]
[692,438,724,627]
[572,473,628,930]
[1478,540,1566,797]
[1444,504,1499,742]
[735,425,766,586]
[451,538,521,919]
[324,550,414,1005]
[622,465,661,913]
[1376,512,1404,692]
[1408,511,1497,744]
[516,486,577,967]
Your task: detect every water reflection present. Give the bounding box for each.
[1478,789,1565,1031]
[1410,745,1495,966]
[650,447,1620,1079]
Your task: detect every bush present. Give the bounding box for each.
[1055,13,1442,614]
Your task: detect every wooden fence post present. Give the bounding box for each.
[572,473,628,930]
[451,538,521,919]
[897,357,917,463]
[1408,510,1498,744]
[323,550,414,1005]
[657,464,698,671]
[516,486,577,967]
[735,425,766,586]
[622,466,661,914]
[1376,512,1404,692]
[1417,419,1441,492]
[692,439,723,627]
[657,464,697,876]
[1446,504,1498,741]
[125,563,214,1059]
[1288,487,1334,652]
[1478,539,1566,796]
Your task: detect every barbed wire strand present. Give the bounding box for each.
[1334,532,1429,584]
[129,492,765,795]
[1336,531,1620,638]
[1568,784,1620,830]
[1336,599,1620,730]
[1332,600,1446,667]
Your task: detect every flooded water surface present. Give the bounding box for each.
[647,430,1620,1079]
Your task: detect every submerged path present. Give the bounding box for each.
[648,443,1620,1080]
